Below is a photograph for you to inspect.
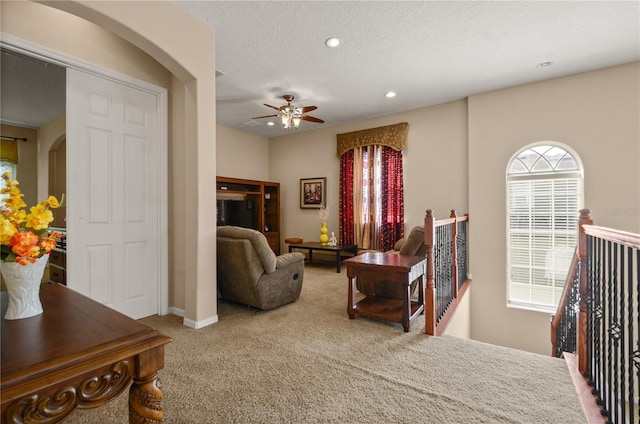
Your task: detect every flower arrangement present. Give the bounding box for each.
[318,206,329,221]
[1,172,61,265]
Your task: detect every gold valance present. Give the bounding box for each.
[336,122,408,157]
[0,139,19,164]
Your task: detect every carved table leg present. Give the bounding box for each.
[129,374,163,423]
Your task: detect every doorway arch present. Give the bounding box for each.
[2,1,219,327]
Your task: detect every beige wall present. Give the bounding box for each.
[257,63,637,354]
[2,2,171,89]
[217,124,269,180]
[267,99,469,253]
[468,62,640,354]
[2,0,218,326]
[3,2,637,351]
[36,114,65,200]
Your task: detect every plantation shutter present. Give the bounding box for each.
[506,145,582,313]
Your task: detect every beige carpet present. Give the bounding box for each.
[67,262,586,423]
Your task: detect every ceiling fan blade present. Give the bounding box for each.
[252,114,278,119]
[264,103,283,112]
[301,115,324,124]
[301,105,317,113]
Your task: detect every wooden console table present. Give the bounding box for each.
[288,241,358,273]
[345,252,426,332]
[1,284,171,423]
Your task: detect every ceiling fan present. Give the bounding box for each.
[253,95,324,130]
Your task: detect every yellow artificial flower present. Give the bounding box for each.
[1,173,59,265]
[48,196,60,208]
[25,204,54,231]
[0,218,17,244]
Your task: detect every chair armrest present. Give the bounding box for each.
[276,252,305,269]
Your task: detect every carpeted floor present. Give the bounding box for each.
[67,262,586,423]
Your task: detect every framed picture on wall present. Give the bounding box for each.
[300,177,326,209]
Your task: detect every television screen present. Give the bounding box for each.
[217,199,256,229]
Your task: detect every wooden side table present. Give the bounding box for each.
[345,252,426,332]
[1,284,171,423]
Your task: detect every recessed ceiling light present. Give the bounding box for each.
[325,37,341,48]
[537,61,553,68]
[267,122,275,126]
[385,91,397,98]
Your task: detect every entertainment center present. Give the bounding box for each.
[216,176,280,254]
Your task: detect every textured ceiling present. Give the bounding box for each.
[2,1,639,137]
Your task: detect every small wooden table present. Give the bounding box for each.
[288,241,358,273]
[345,252,426,332]
[1,284,171,423]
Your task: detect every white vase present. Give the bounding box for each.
[1,254,49,320]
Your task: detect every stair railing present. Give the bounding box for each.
[550,250,580,357]
[582,211,640,423]
[424,209,470,336]
[554,208,640,423]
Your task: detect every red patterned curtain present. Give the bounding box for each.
[337,122,407,251]
[339,150,354,246]
[339,146,403,252]
[381,147,403,251]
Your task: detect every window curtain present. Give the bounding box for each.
[339,149,355,246]
[338,122,407,252]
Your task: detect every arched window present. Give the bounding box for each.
[506,144,583,312]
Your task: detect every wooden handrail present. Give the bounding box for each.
[576,209,592,375]
[424,209,436,336]
[582,225,640,249]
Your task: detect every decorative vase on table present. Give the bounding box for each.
[319,222,329,245]
[1,254,49,320]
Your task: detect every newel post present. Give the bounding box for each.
[577,208,592,375]
[450,210,459,300]
[424,209,436,336]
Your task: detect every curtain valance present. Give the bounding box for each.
[336,122,408,157]
[0,140,19,164]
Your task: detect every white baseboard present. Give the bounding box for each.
[167,306,185,317]
[163,307,219,329]
[183,314,219,329]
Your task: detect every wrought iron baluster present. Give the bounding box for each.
[592,237,604,407]
[633,248,640,424]
[592,236,596,380]
[618,244,627,424]
[606,242,619,423]
[456,221,467,290]
[601,239,611,419]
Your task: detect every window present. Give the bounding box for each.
[340,145,404,252]
[0,160,17,201]
[506,144,583,312]
[337,122,408,252]
[0,160,16,179]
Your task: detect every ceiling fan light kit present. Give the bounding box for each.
[253,94,324,131]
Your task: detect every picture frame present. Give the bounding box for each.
[300,177,326,209]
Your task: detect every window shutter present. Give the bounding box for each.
[506,145,582,312]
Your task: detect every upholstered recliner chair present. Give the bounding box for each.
[217,226,305,310]
[356,225,426,299]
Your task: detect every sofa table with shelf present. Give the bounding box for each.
[345,252,426,332]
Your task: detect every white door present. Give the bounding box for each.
[67,69,161,319]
